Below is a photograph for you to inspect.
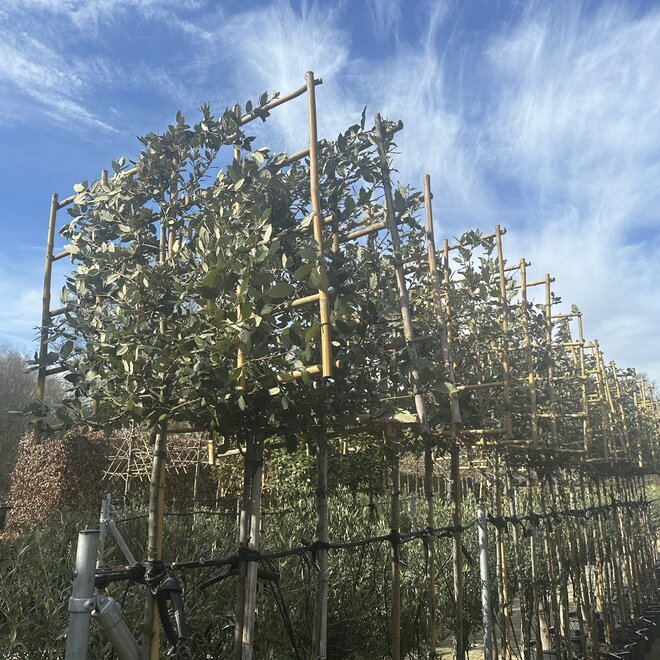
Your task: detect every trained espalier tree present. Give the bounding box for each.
[22,73,659,660]
[44,103,454,444]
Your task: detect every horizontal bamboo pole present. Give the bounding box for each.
[280,293,321,310]
[45,365,68,376]
[512,277,553,290]
[552,312,580,320]
[456,381,503,392]
[340,221,388,242]
[439,428,507,436]
[49,305,70,317]
[446,228,505,251]
[52,250,69,261]
[279,140,328,167]
[451,262,526,284]
[538,412,586,418]
[57,81,326,210]
[239,78,323,125]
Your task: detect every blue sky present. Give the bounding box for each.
[1,0,659,382]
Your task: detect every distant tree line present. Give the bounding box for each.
[0,346,65,499]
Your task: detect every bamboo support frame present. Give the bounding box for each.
[374,113,429,433]
[35,69,660,660]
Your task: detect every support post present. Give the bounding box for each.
[144,423,167,660]
[477,504,493,660]
[388,425,401,660]
[233,435,264,660]
[312,430,329,660]
[305,70,333,379]
[374,113,428,433]
[520,260,539,447]
[65,530,99,660]
[452,444,464,660]
[97,492,111,569]
[35,192,59,441]
[495,226,513,439]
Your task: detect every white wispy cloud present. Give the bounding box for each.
[484,2,660,381]
[2,0,204,30]
[0,0,200,132]
[0,23,117,131]
[367,0,402,40]
[2,0,659,383]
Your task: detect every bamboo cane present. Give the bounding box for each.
[35,193,59,441]
[240,436,264,660]
[494,457,512,660]
[609,362,633,463]
[305,71,333,379]
[374,113,428,433]
[387,425,401,660]
[520,260,539,448]
[576,314,592,452]
[495,226,513,440]
[588,478,611,646]
[451,443,464,660]
[541,493,563,658]
[424,174,464,658]
[312,430,329,660]
[544,275,559,446]
[506,471,529,658]
[549,480,572,659]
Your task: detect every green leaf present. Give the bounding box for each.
[266,282,295,299]
[392,409,417,423]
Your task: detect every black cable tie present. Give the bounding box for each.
[153,449,167,459]
[237,547,261,563]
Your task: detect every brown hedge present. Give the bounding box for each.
[4,430,109,533]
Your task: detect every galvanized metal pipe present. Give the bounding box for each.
[477,505,493,660]
[65,530,99,660]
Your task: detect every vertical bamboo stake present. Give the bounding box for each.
[423,175,461,425]
[612,477,637,622]
[494,457,512,660]
[576,313,592,452]
[495,226,513,440]
[35,193,59,441]
[544,275,559,446]
[590,341,611,461]
[374,113,428,433]
[234,440,252,657]
[124,429,134,498]
[549,480,572,658]
[312,430,329,660]
[633,373,646,467]
[565,495,589,659]
[528,472,544,658]
[387,425,401,660]
[424,175,464,658]
[143,422,168,660]
[587,478,611,646]
[451,443,464,660]
[233,435,264,660]
[144,197,176,658]
[240,436,264,660]
[610,362,633,462]
[647,383,660,469]
[596,343,617,460]
[577,477,598,660]
[520,260,539,447]
[598,479,627,628]
[506,471,529,658]
[305,71,333,379]
[540,495,563,658]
